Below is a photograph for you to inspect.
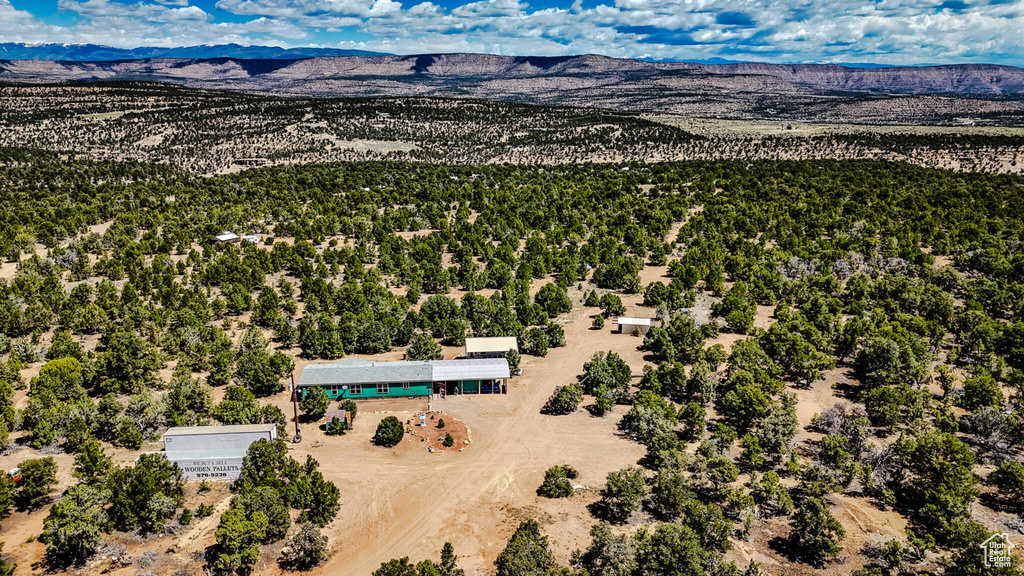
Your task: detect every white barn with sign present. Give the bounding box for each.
[161,424,277,480]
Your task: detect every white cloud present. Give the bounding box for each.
[0,0,1016,64]
[0,0,36,21]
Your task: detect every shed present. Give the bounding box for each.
[324,409,352,428]
[465,336,519,359]
[213,231,239,243]
[616,317,653,335]
[160,424,277,481]
[163,424,277,454]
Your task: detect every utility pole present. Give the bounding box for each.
[290,374,301,443]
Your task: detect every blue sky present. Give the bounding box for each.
[2,0,1022,65]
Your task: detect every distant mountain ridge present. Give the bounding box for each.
[1,52,1022,121]
[0,43,388,61]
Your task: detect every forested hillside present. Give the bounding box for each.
[0,154,1022,575]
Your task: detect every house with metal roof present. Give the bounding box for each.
[465,336,519,359]
[615,317,653,334]
[297,357,511,399]
[298,358,433,400]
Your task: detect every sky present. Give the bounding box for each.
[1,0,1022,65]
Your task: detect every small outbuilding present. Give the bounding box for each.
[161,423,277,480]
[465,336,519,359]
[213,231,240,243]
[615,317,653,335]
[324,409,352,428]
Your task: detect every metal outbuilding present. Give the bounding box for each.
[163,424,277,453]
[615,316,653,334]
[464,336,519,359]
[213,231,240,243]
[160,424,278,481]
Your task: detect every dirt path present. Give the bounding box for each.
[174,495,234,558]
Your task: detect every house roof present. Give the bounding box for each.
[616,317,652,326]
[163,424,277,437]
[298,358,433,387]
[432,358,510,381]
[465,336,519,354]
[214,232,239,242]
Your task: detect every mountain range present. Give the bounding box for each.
[1,50,1022,121]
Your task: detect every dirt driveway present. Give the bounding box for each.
[277,303,650,576]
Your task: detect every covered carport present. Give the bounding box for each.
[431,358,511,396]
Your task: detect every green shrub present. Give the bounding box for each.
[374,416,405,447]
[339,399,358,420]
[599,466,647,524]
[545,383,583,415]
[326,417,348,436]
[300,387,330,420]
[15,457,58,509]
[283,522,329,570]
[538,465,578,498]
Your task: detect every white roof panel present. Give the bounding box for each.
[616,317,652,326]
[431,358,510,381]
[465,336,519,354]
[164,424,277,437]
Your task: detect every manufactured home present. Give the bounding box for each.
[298,358,434,400]
[297,357,511,399]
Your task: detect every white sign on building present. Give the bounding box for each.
[175,457,245,481]
[160,424,277,481]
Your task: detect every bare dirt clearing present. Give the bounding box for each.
[251,302,650,576]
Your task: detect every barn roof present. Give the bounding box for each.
[431,358,510,381]
[465,336,519,354]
